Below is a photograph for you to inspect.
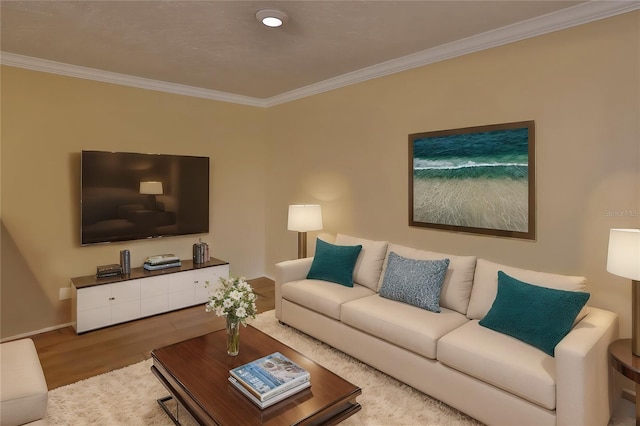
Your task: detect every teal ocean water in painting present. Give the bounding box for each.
[413,128,529,180]
[412,127,530,232]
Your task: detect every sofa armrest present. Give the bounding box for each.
[555,307,619,426]
[274,258,314,319]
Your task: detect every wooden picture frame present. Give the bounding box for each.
[409,121,535,239]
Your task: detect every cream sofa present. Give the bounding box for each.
[275,234,619,426]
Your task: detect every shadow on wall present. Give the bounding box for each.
[0,222,54,339]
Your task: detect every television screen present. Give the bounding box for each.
[81,150,209,245]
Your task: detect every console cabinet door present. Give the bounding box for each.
[77,307,111,333]
[140,275,169,316]
[77,285,111,311]
[168,273,196,310]
[110,280,141,324]
[194,264,230,303]
[76,280,141,332]
[76,285,112,332]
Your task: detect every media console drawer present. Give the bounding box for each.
[71,258,229,333]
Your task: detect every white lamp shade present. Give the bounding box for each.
[139,181,163,195]
[288,205,323,232]
[607,228,640,280]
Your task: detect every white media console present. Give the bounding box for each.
[71,258,229,333]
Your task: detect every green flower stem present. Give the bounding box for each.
[226,317,240,356]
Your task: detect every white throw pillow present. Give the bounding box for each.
[466,258,587,320]
[335,234,388,291]
[377,244,476,315]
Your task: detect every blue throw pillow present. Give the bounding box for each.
[479,271,590,357]
[307,239,362,287]
[379,252,450,313]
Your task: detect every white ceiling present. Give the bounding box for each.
[1,1,638,106]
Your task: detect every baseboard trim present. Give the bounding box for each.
[1,322,73,343]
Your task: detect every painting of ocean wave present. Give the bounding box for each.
[409,121,535,239]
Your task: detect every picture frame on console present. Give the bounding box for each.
[409,120,535,240]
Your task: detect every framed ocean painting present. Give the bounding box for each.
[409,121,535,239]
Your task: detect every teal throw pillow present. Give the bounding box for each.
[379,252,450,313]
[479,271,590,357]
[307,239,362,287]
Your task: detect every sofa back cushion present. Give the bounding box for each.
[377,244,476,315]
[467,258,587,320]
[335,233,388,291]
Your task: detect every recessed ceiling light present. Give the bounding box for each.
[256,9,288,28]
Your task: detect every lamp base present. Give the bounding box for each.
[297,232,307,259]
[146,194,158,210]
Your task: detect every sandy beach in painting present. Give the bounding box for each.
[411,125,531,233]
[413,177,528,232]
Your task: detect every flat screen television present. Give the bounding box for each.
[81,150,209,245]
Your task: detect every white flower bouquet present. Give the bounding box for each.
[205,276,257,325]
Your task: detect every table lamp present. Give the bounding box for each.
[288,205,323,259]
[607,228,640,355]
[140,181,163,210]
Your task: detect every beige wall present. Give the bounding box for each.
[265,12,640,336]
[1,12,638,340]
[1,68,267,338]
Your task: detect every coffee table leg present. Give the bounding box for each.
[157,396,181,426]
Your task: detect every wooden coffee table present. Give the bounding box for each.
[151,325,362,425]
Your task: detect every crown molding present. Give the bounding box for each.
[0,53,269,107]
[264,0,640,107]
[2,1,638,108]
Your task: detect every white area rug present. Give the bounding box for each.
[46,310,481,425]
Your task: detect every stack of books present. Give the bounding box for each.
[229,352,311,409]
[96,264,122,279]
[143,254,182,271]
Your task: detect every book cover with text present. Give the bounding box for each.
[229,352,310,401]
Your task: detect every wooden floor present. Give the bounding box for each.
[30,277,275,390]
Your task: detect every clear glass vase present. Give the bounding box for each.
[226,317,240,356]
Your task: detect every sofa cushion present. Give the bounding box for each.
[281,279,375,320]
[467,259,587,320]
[341,294,469,359]
[479,271,590,356]
[438,320,556,410]
[379,253,449,313]
[335,233,388,291]
[307,238,362,287]
[377,244,476,315]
